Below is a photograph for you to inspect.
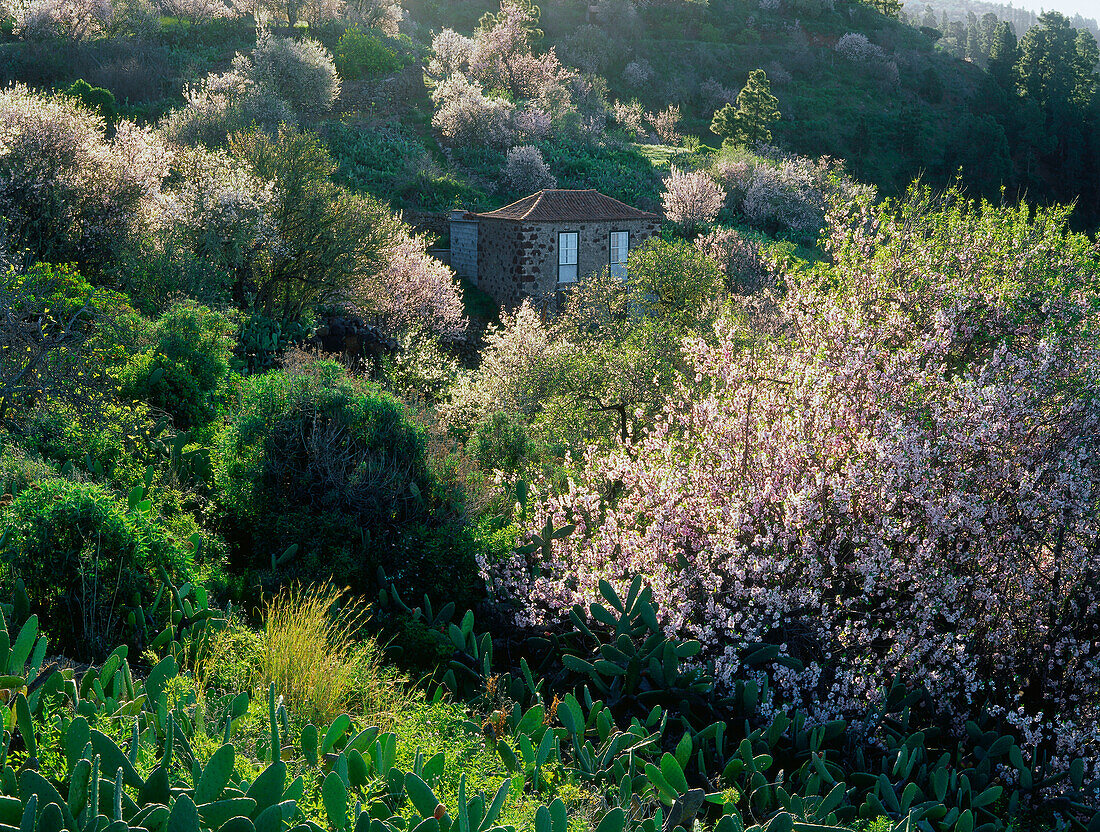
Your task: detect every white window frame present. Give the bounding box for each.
[558,231,579,284]
[609,230,629,280]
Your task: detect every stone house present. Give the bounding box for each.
[449,189,662,308]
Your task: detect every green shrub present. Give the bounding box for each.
[468,412,530,472]
[334,26,400,80]
[118,300,239,432]
[0,441,59,495]
[63,79,117,122]
[216,358,427,523]
[213,357,478,603]
[0,477,193,660]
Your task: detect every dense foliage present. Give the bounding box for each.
[1,476,193,660]
[485,185,1100,777]
[0,3,1096,832]
[214,356,476,603]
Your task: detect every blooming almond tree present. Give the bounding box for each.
[18,0,112,40]
[500,145,556,194]
[350,230,467,343]
[0,85,171,272]
[468,0,555,99]
[426,0,581,148]
[430,75,515,148]
[661,166,724,233]
[154,0,238,24]
[483,184,1100,779]
[693,226,769,294]
[440,300,559,434]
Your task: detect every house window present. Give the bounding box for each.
[558,231,578,283]
[610,230,629,279]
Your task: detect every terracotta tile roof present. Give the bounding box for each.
[470,189,660,222]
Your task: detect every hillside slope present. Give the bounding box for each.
[404,0,1099,227]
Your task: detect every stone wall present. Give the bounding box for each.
[448,216,479,283]
[477,218,527,307]
[476,217,661,309]
[404,209,449,244]
[519,219,661,297]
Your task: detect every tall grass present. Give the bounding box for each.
[257,584,408,725]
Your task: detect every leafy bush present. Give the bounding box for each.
[622,58,652,88]
[118,300,239,432]
[138,145,277,309]
[559,23,620,75]
[17,0,111,41]
[468,411,530,471]
[426,27,474,80]
[0,477,192,660]
[645,104,681,145]
[214,357,476,602]
[334,25,400,79]
[0,441,60,494]
[229,127,399,322]
[157,0,240,24]
[611,98,647,140]
[0,263,149,453]
[426,0,593,149]
[440,301,557,438]
[63,78,117,122]
[215,358,425,526]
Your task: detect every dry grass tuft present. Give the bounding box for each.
[257,583,408,725]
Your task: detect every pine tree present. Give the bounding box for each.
[870,0,901,18]
[980,13,1000,56]
[711,69,780,147]
[988,21,1018,91]
[1017,12,1093,115]
[710,103,738,144]
[967,24,981,61]
[1073,30,1099,111]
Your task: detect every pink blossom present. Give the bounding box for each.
[484,186,1100,780]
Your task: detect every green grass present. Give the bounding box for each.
[633,144,693,171]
